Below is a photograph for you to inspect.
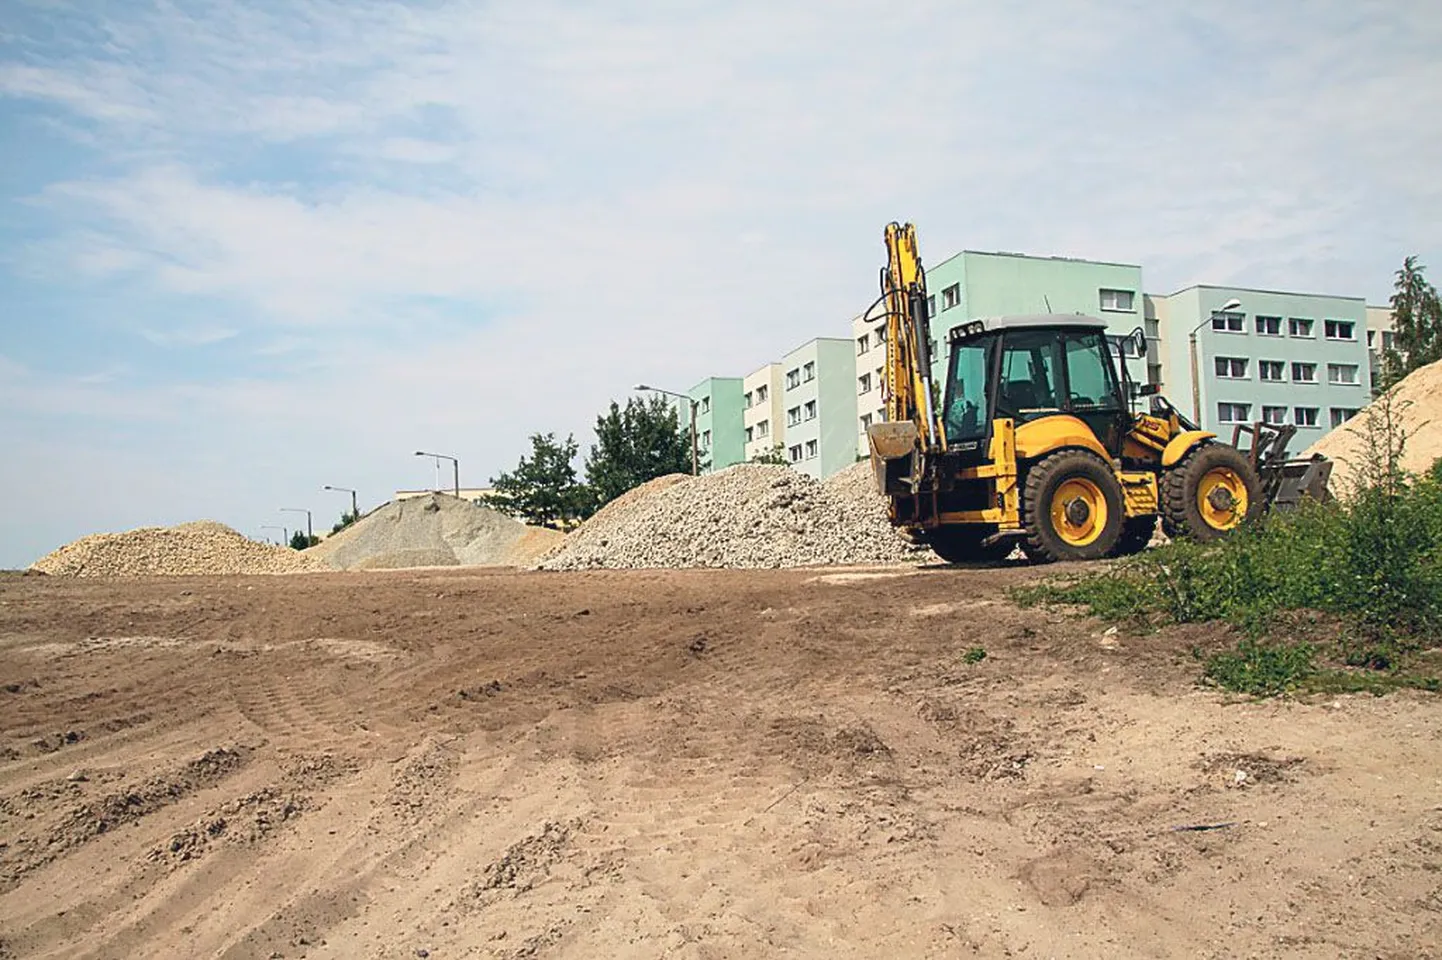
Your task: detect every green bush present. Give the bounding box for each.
[1202,639,1316,696]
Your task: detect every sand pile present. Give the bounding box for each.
[536,462,921,570]
[306,493,561,570]
[1305,358,1442,494]
[31,522,326,577]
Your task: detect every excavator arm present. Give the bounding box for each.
[879,222,943,451]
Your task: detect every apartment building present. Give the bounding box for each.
[778,338,858,479]
[1154,286,1371,437]
[921,249,1152,386]
[742,363,784,461]
[850,312,888,459]
[687,376,746,473]
[1366,304,1396,386]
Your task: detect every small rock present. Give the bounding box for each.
[67,769,88,782]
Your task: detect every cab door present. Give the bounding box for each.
[1060,331,1129,457]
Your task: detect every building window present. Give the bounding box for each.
[1262,405,1287,425]
[926,295,936,318]
[1145,318,1160,339]
[1289,317,1314,338]
[1099,288,1135,312]
[928,338,937,358]
[1147,362,1163,385]
[875,325,887,343]
[1327,363,1359,385]
[756,384,768,402]
[859,413,873,430]
[1294,406,1319,427]
[1256,315,1283,336]
[701,429,711,450]
[744,426,754,443]
[786,406,801,427]
[1367,330,1376,348]
[1330,407,1360,427]
[1217,402,1251,423]
[1211,311,1245,333]
[1292,362,1317,383]
[856,334,869,355]
[743,391,753,409]
[1259,360,1285,381]
[699,396,710,414]
[858,372,871,394]
[756,419,769,438]
[788,444,802,463]
[1383,330,1396,351]
[803,400,816,420]
[1214,357,1248,379]
[804,439,818,459]
[802,361,815,382]
[785,368,800,390]
[1325,319,1356,341]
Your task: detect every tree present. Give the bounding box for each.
[289,530,319,550]
[1381,256,1442,388]
[584,396,692,507]
[489,432,592,528]
[749,443,789,465]
[330,510,359,535]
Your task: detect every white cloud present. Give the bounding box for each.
[139,325,239,347]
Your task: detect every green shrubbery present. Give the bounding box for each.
[1016,395,1442,696]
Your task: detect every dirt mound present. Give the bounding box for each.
[30,522,326,577]
[307,493,561,570]
[537,463,920,570]
[1305,358,1442,494]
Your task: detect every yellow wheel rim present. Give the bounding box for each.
[1050,478,1108,547]
[1197,467,1249,531]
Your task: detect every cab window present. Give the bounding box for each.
[996,330,1062,422]
[1063,332,1122,411]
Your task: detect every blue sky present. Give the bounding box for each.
[2,0,1439,566]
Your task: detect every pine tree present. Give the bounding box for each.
[1381,256,1442,387]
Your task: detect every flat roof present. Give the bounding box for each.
[929,248,1142,271]
[1160,283,1366,303]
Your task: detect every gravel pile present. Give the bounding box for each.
[31,522,326,577]
[1305,358,1442,495]
[306,493,561,570]
[536,462,921,570]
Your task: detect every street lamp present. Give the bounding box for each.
[323,484,359,520]
[260,524,287,546]
[635,383,698,476]
[280,507,313,544]
[1188,298,1243,426]
[415,451,459,498]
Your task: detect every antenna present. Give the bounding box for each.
[1043,295,1052,312]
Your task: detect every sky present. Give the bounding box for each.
[1,0,1440,566]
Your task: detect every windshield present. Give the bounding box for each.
[942,334,996,446]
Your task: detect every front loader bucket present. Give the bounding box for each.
[1263,456,1333,510]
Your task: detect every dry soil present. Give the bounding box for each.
[1,566,1439,959]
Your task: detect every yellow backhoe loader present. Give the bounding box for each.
[865,222,1331,563]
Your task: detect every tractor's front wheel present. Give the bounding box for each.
[1021,450,1125,563]
[1161,443,1263,542]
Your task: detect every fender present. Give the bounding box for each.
[1161,430,1216,467]
[1013,415,1110,463]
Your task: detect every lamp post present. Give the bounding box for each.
[280,507,313,544]
[260,525,287,546]
[323,484,359,520]
[415,451,459,498]
[635,383,698,476]
[1188,298,1243,426]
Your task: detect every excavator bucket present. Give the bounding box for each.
[867,421,921,496]
[1229,422,1333,510]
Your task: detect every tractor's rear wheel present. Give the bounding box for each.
[1161,443,1263,542]
[1110,516,1156,557]
[1021,450,1125,563]
[925,527,1015,565]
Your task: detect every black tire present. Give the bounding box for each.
[1161,443,1264,542]
[925,527,1015,565]
[1110,516,1156,557]
[1021,450,1126,563]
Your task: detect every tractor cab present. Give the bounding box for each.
[940,315,1141,462]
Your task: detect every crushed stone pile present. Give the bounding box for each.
[31,522,327,577]
[306,492,562,570]
[536,462,923,570]
[1305,358,1442,495]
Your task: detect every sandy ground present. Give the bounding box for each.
[1,565,1439,959]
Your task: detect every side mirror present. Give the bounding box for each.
[1138,383,1161,397]
[1129,326,1147,358]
